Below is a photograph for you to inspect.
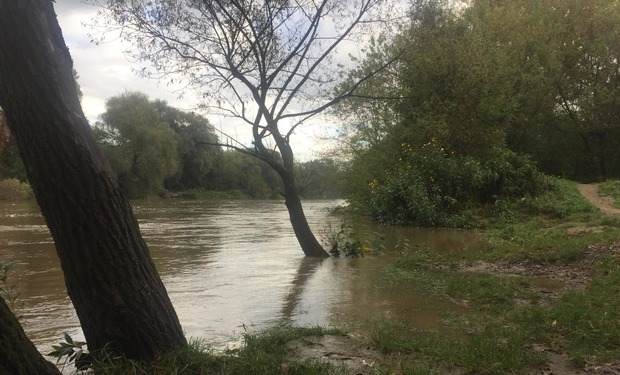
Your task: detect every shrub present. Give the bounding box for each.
[366,144,548,227]
[0,178,32,200]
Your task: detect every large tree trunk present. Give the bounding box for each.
[0,0,186,361]
[282,172,330,257]
[0,299,61,375]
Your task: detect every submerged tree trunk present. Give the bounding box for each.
[0,0,186,361]
[0,299,61,375]
[281,168,330,257]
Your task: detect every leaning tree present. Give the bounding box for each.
[92,0,404,257]
[0,0,186,361]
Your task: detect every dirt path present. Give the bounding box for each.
[577,183,620,215]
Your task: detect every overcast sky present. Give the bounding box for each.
[53,1,337,160]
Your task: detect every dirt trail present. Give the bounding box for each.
[577,183,620,215]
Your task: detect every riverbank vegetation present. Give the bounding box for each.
[365,182,620,374]
[79,326,346,375]
[48,180,620,374]
[0,94,342,201]
[337,0,620,227]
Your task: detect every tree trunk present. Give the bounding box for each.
[0,298,61,375]
[0,0,186,361]
[282,172,330,257]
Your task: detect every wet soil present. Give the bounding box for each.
[286,335,388,375]
[286,184,620,374]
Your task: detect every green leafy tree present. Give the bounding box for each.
[96,92,179,198]
[295,158,342,199]
[337,0,554,223]
[153,100,221,191]
[508,0,620,180]
[211,150,282,199]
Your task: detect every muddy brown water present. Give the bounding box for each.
[0,199,487,362]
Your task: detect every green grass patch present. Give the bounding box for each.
[445,273,540,312]
[598,180,620,208]
[468,179,620,264]
[86,325,346,375]
[370,315,546,374]
[547,258,620,363]
[480,219,620,264]
[372,320,418,354]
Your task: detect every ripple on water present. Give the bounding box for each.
[0,199,485,360]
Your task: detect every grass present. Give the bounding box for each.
[599,180,620,208]
[84,325,347,375]
[548,257,620,363]
[369,179,620,373]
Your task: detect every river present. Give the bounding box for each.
[0,199,486,362]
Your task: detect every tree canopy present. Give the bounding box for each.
[336,0,620,226]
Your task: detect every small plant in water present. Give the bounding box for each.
[395,236,412,256]
[367,232,386,255]
[48,332,88,370]
[323,221,367,257]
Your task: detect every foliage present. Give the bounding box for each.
[338,0,620,226]
[0,108,26,181]
[95,92,180,198]
[47,333,88,369]
[0,178,32,200]
[0,136,27,182]
[92,92,343,200]
[364,143,547,227]
[153,100,221,192]
[322,221,367,258]
[210,151,283,199]
[85,325,346,375]
[295,158,343,199]
[0,260,20,314]
[598,180,620,209]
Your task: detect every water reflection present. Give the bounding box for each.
[282,257,323,319]
[0,199,486,359]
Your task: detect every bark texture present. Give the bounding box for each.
[282,174,330,257]
[0,299,61,375]
[0,0,186,361]
[275,141,329,257]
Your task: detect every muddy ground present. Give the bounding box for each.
[286,184,620,375]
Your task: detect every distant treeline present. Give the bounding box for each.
[0,93,341,200]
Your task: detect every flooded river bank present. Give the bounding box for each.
[0,199,486,360]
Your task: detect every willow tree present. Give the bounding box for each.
[93,0,402,257]
[0,0,185,361]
